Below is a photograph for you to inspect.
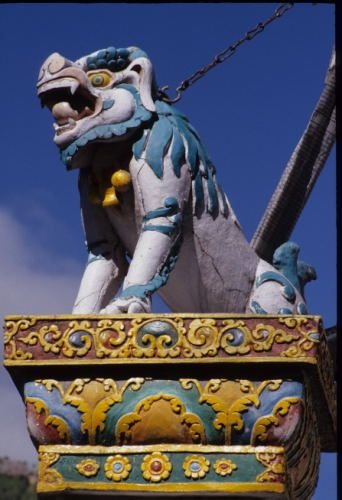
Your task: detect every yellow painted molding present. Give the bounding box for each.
[38,480,285,494]
[39,444,285,454]
[3,356,318,367]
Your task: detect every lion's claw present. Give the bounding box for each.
[100,296,151,314]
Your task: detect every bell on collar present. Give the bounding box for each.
[102,186,119,207]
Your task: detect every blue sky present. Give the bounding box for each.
[0,3,336,497]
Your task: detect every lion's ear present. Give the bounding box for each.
[127,57,156,112]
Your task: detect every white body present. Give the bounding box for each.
[37,48,307,315]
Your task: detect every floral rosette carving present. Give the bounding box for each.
[105,455,132,481]
[141,452,172,482]
[183,455,210,479]
[213,458,238,476]
[76,459,99,477]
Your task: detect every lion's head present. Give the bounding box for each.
[37,46,159,169]
[37,46,228,218]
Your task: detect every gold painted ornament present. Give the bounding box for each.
[141,452,172,482]
[102,186,119,207]
[183,455,210,479]
[75,459,100,478]
[104,455,132,481]
[213,458,238,476]
[88,168,132,207]
[111,169,132,192]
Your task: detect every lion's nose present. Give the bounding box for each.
[37,52,72,82]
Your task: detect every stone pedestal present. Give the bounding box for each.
[3,314,336,498]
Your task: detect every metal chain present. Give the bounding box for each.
[158,3,295,103]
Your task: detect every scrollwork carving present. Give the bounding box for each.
[4,315,324,361]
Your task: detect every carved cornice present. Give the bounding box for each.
[4,314,324,365]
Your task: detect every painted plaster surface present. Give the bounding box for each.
[3,41,333,500]
[4,313,335,497]
[36,47,316,316]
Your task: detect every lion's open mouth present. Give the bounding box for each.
[38,81,97,136]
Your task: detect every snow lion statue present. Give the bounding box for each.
[37,46,312,314]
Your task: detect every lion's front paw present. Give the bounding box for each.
[100,296,151,314]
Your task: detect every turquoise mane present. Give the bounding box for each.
[60,45,228,219]
[133,100,228,218]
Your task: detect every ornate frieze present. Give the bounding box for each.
[37,444,288,496]
[4,314,324,363]
[23,377,305,447]
[3,314,335,498]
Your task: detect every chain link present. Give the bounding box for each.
[158,3,294,103]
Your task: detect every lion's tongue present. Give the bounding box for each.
[52,102,78,125]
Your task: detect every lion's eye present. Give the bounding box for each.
[88,71,112,87]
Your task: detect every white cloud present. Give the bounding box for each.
[0,208,82,316]
[0,207,82,464]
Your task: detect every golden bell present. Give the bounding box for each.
[102,186,119,207]
[111,169,132,192]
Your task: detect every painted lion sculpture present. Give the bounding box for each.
[37,46,313,314]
